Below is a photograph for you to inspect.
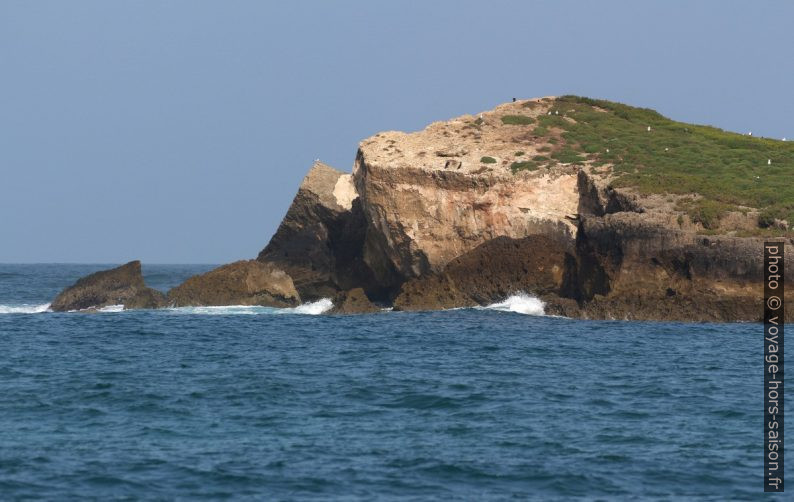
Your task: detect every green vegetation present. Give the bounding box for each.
[514,151,525,156]
[511,161,539,173]
[480,156,497,164]
[501,115,535,125]
[676,199,736,230]
[551,146,587,164]
[521,95,794,228]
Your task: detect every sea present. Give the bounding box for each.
[0,264,780,500]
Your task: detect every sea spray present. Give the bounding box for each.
[164,298,334,316]
[293,298,334,315]
[0,303,51,314]
[482,293,545,316]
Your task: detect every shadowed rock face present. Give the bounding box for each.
[330,288,380,314]
[556,213,794,322]
[167,260,299,307]
[50,261,166,311]
[257,161,379,301]
[393,235,571,311]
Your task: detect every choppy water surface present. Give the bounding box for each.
[0,264,777,500]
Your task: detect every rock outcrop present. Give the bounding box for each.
[556,210,794,321]
[167,260,300,307]
[352,101,579,291]
[51,96,793,321]
[393,235,570,311]
[50,260,166,311]
[257,161,378,301]
[330,288,381,314]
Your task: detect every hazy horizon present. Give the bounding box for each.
[2,0,793,263]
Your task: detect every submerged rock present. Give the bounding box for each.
[329,288,380,314]
[50,261,166,312]
[167,260,300,307]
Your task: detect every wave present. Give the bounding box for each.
[97,304,125,313]
[0,296,542,317]
[292,298,334,315]
[0,303,51,314]
[479,293,545,316]
[167,298,334,316]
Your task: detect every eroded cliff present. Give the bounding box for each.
[53,96,793,321]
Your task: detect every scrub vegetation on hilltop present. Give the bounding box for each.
[525,95,794,228]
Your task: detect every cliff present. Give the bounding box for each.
[256,161,378,301]
[255,96,792,321]
[52,96,793,321]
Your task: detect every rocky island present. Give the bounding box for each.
[51,96,794,321]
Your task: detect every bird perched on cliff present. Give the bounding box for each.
[748,131,753,136]
[647,126,652,132]
[512,97,516,102]
[768,159,772,165]
[555,110,559,115]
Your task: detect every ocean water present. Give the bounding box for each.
[0,264,778,500]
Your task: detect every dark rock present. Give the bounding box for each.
[330,288,380,314]
[167,260,300,307]
[559,213,794,322]
[50,261,166,311]
[393,235,570,311]
[257,161,379,301]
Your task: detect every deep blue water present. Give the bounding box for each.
[0,264,780,500]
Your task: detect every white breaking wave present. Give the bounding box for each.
[97,304,125,313]
[0,303,51,314]
[167,298,334,316]
[480,293,546,316]
[292,298,334,315]
[167,305,269,315]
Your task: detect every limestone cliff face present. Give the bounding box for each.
[248,97,792,320]
[352,99,579,291]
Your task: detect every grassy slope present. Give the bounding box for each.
[525,96,794,232]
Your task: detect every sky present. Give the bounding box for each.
[1,0,792,263]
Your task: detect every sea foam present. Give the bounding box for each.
[481,293,545,316]
[0,303,51,314]
[167,298,334,316]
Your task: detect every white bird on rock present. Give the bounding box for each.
[768,159,772,165]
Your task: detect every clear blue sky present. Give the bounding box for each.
[1,0,792,263]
